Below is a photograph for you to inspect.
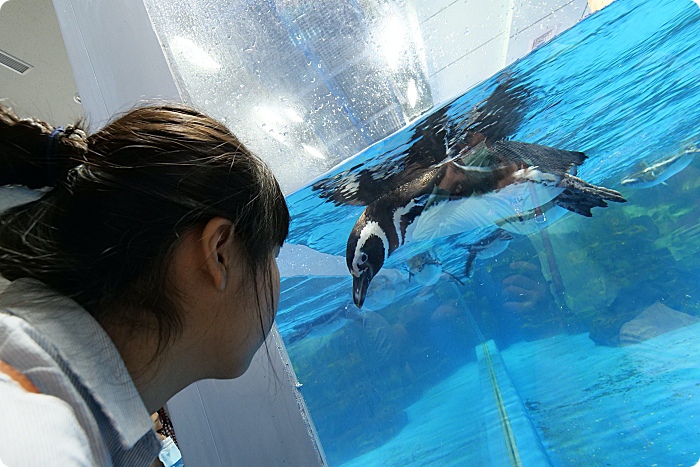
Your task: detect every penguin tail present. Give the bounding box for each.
[491,140,587,174]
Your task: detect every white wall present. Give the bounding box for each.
[51,0,180,130]
[0,0,82,124]
[506,0,589,65]
[414,0,588,105]
[414,0,515,105]
[167,326,326,467]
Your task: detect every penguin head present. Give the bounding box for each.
[346,218,389,308]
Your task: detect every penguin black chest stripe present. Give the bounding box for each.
[392,200,426,246]
[382,169,441,249]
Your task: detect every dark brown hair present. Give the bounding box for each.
[0,102,289,348]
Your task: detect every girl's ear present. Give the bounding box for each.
[201,217,235,291]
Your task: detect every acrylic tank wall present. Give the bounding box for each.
[152,0,700,465]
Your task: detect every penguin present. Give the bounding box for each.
[404,250,465,286]
[464,228,514,277]
[405,250,443,286]
[313,75,626,308]
[620,146,697,189]
[342,140,625,307]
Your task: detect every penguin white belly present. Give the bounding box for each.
[407,195,494,242]
[409,175,565,242]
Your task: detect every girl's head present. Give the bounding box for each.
[0,103,289,377]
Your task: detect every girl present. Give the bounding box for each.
[0,103,289,465]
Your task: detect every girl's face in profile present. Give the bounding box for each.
[170,223,283,381]
[210,249,281,379]
[247,251,281,357]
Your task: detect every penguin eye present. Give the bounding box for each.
[359,252,369,265]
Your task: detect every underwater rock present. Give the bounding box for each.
[589,316,629,347]
[588,281,665,346]
[430,304,462,322]
[619,301,700,345]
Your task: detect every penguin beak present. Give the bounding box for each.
[352,268,373,309]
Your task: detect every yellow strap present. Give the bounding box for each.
[481,343,523,467]
[0,359,40,394]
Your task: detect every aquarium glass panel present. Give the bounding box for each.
[278,0,700,465]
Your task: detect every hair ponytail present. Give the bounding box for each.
[0,105,88,189]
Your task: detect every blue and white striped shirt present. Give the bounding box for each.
[0,279,161,466]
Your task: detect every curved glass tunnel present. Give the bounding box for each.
[148,0,700,465]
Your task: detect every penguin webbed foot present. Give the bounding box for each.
[556,173,627,216]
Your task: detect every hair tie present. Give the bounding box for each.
[47,126,64,152]
[44,126,65,185]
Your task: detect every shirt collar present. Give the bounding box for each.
[0,278,155,449]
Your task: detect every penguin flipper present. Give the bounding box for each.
[312,74,532,207]
[555,173,627,217]
[313,168,392,206]
[444,271,466,286]
[312,106,451,207]
[452,72,531,144]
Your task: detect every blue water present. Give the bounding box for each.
[276,0,700,465]
[339,326,700,466]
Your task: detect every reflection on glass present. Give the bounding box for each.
[144,0,433,193]
[170,36,221,70]
[364,268,407,311]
